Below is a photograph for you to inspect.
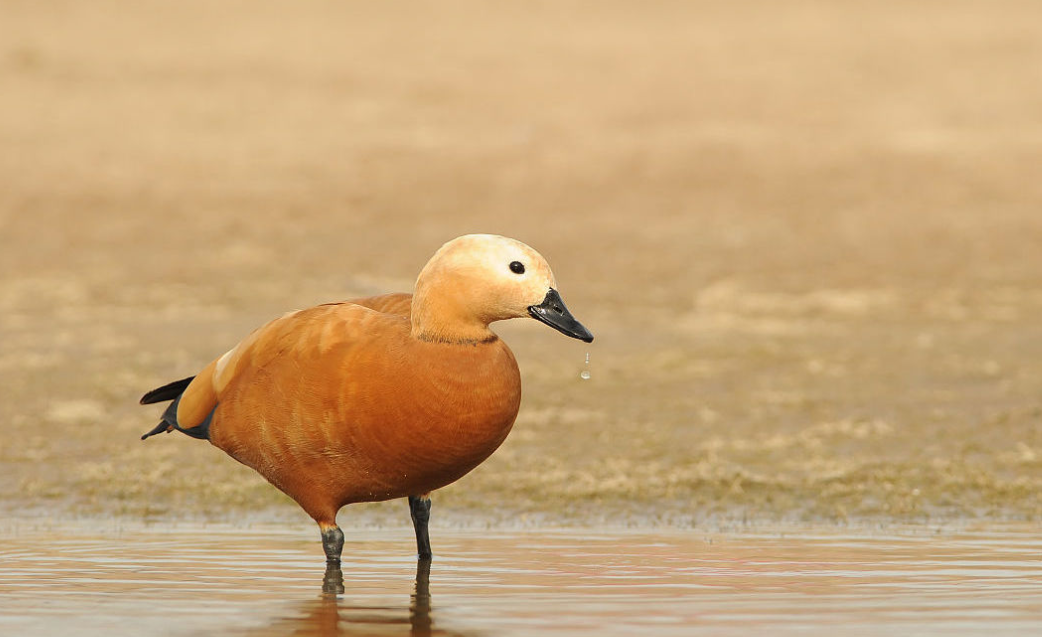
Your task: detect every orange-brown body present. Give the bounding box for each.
[175,293,520,527]
[142,234,593,562]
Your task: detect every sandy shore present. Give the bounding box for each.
[2,1,1041,527]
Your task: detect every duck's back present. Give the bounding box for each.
[183,296,521,520]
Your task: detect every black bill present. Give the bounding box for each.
[528,288,594,343]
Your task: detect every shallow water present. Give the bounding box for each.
[1,524,1040,636]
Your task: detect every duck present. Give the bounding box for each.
[140,234,593,564]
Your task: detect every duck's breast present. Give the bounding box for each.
[207,309,521,507]
[328,335,523,502]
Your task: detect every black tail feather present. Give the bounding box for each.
[140,392,215,442]
[140,376,195,405]
[141,421,172,440]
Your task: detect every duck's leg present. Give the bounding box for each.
[319,521,345,565]
[408,494,433,560]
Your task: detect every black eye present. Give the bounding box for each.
[509,261,525,275]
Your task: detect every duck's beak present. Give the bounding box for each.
[528,289,594,343]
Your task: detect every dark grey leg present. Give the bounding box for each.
[408,494,433,560]
[321,525,345,565]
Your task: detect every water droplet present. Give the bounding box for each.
[580,352,591,380]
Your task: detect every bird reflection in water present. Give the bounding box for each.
[269,558,449,637]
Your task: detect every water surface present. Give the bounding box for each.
[1,524,1040,636]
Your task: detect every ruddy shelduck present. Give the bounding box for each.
[140,234,593,564]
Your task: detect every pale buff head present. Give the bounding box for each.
[411,234,592,344]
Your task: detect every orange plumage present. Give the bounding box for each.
[141,234,592,563]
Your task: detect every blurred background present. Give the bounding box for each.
[1,0,1041,528]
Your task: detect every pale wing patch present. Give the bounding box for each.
[214,347,236,386]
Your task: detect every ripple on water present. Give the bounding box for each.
[0,525,1040,636]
